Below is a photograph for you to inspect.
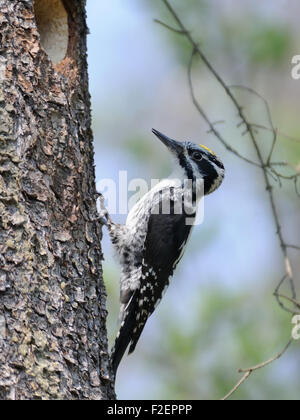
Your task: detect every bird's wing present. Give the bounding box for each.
[111,202,194,375]
[127,210,194,353]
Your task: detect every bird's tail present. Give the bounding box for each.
[111,293,138,377]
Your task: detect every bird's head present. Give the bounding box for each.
[152,128,225,195]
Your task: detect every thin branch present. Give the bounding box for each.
[222,339,293,400]
[250,123,300,144]
[274,293,300,312]
[267,128,278,167]
[229,84,276,135]
[154,18,188,35]
[270,161,289,166]
[270,168,300,180]
[240,339,294,373]
[286,245,300,250]
[273,275,299,315]
[295,178,300,198]
[187,49,261,168]
[221,371,251,401]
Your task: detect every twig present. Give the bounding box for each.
[267,128,278,167]
[274,293,300,312]
[286,245,300,250]
[187,49,261,168]
[273,276,293,314]
[221,371,251,401]
[221,339,294,400]
[249,123,300,144]
[154,18,188,35]
[229,84,276,135]
[295,178,300,198]
[270,168,300,180]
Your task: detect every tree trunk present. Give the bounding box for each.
[0,0,115,400]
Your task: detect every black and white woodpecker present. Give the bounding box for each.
[100,129,225,376]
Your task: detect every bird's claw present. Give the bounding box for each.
[95,192,112,225]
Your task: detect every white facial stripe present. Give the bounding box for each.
[190,154,224,194]
[210,158,222,173]
[190,158,202,177]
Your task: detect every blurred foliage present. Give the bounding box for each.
[149,0,292,70]
[245,24,291,65]
[284,140,300,167]
[124,135,153,160]
[147,287,300,400]
[123,133,175,178]
[148,0,210,66]
[221,20,292,66]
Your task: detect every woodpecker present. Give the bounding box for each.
[101,129,225,376]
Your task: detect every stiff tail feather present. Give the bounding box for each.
[111,293,138,376]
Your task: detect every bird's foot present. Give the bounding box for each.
[95,192,113,225]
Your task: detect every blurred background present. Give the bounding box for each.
[86,0,300,400]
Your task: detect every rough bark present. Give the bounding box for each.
[0,0,115,399]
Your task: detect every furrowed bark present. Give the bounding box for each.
[0,0,115,399]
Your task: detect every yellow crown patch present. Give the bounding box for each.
[199,144,216,156]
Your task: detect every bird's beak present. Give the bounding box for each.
[152,129,184,156]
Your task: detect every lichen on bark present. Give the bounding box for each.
[0,0,115,400]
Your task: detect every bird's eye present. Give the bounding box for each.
[192,152,203,161]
